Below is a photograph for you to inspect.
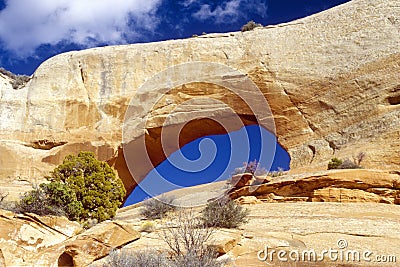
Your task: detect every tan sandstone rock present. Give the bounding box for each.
[0,0,398,199]
[0,209,81,267]
[105,199,400,267]
[229,169,400,205]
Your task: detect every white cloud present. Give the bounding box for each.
[192,0,268,23]
[180,0,197,8]
[193,0,241,23]
[0,0,162,57]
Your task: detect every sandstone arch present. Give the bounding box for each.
[0,0,398,200]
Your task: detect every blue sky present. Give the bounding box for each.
[0,0,350,75]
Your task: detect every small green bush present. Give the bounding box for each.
[19,151,126,225]
[241,20,262,32]
[140,194,176,220]
[201,196,249,228]
[328,158,343,170]
[50,151,126,222]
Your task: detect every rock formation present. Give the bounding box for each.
[1,169,400,266]
[0,0,399,199]
[228,169,400,204]
[0,209,140,266]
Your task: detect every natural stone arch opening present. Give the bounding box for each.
[57,252,74,267]
[107,61,302,201]
[111,115,268,200]
[125,124,291,204]
[110,76,285,201]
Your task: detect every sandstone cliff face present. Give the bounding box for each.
[0,0,399,197]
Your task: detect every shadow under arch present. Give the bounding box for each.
[57,252,74,267]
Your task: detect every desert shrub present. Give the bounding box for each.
[338,159,362,169]
[268,167,285,177]
[19,152,125,224]
[161,210,224,267]
[328,153,366,170]
[353,152,366,166]
[171,249,223,267]
[241,20,262,32]
[201,196,249,228]
[140,194,176,220]
[102,211,226,267]
[104,248,167,267]
[0,67,30,89]
[232,159,267,176]
[0,200,19,212]
[18,185,67,216]
[12,75,30,89]
[18,182,83,219]
[328,158,343,170]
[0,190,19,212]
[49,151,126,223]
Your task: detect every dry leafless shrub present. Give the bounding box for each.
[0,190,19,213]
[201,196,249,228]
[103,248,167,267]
[101,210,228,267]
[338,159,362,169]
[353,152,366,166]
[140,194,176,220]
[328,152,366,170]
[160,210,225,267]
[241,20,262,32]
[232,159,267,176]
[0,67,30,89]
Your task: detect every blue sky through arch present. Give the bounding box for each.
[124,125,290,206]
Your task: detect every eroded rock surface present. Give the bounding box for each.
[0,209,140,267]
[229,169,400,205]
[106,197,400,267]
[1,169,400,266]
